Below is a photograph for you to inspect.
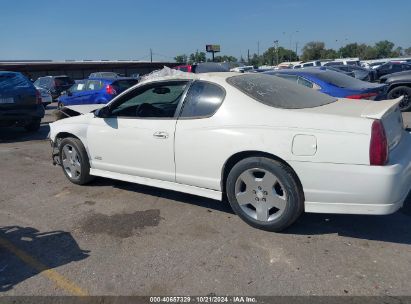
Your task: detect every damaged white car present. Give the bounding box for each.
[49,72,411,231]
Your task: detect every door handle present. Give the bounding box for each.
[153,131,169,139]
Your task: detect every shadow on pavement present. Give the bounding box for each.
[286,192,411,245]
[0,125,50,143]
[0,226,89,292]
[91,178,235,214]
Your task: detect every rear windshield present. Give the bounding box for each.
[0,73,32,94]
[54,77,74,86]
[311,70,376,88]
[227,74,336,109]
[112,79,138,92]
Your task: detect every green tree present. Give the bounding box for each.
[374,40,395,58]
[188,51,206,64]
[174,54,188,64]
[321,48,338,59]
[213,55,238,63]
[263,47,298,65]
[405,47,411,56]
[301,41,326,61]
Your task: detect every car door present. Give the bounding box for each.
[86,80,190,182]
[174,80,226,190]
[81,80,102,104]
[64,81,87,105]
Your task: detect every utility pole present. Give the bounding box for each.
[257,41,260,57]
[150,48,153,62]
[295,42,298,59]
[274,40,279,66]
[247,49,250,65]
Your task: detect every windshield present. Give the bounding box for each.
[227,74,336,109]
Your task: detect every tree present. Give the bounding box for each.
[405,47,411,56]
[213,55,237,63]
[263,47,298,65]
[301,41,326,61]
[374,40,395,58]
[174,54,188,64]
[188,51,206,64]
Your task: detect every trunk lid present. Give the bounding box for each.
[361,97,404,150]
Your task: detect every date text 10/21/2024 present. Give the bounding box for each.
[149,296,257,303]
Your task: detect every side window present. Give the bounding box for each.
[179,81,225,119]
[276,74,298,82]
[110,81,188,118]
[71,82,85,92]
[297,77,314,88]
[85,80,102,91]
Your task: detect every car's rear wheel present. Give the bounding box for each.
[226,157,304,232]
[388,86,411,111]
[59,137,94,185]
[24,118,41,132]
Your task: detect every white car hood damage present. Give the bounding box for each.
[64,104,106,115]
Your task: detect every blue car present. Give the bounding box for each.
[264,67,387,100]
[0,71,45,131]
[57,78,138,108]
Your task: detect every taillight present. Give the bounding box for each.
[369,120,388,166]
[106,84,117,95]
[347,92,378,100]
[35,90,42,104]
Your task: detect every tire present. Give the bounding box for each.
[59,137,94,185]
[388,86,411,112]
[24,118,41,132]
[226,157,304,232]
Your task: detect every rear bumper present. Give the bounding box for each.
[291,132,411,215]
[0,105,45,125]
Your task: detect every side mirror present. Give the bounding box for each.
[94,107,110,118]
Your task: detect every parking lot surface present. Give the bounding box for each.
[0,105,411,296]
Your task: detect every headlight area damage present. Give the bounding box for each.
[51,104,104,165]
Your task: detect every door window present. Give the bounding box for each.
[70,82,86,92]
[109,81,189,118]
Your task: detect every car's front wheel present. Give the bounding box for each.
[59,137,94,185]
[388,86,411,111]
[226,157,304,232]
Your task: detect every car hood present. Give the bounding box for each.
[64,104,105,114]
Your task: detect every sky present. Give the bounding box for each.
[0,0,410,61]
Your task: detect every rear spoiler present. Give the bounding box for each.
[360,96,403,120]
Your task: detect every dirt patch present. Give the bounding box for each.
[81,209,162,238]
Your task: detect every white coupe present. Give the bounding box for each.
[49,72,411,231]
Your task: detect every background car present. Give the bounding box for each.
[321,66,355,78]
[57,77,138,108]
[327,65,376,81]
[174,62,230,73]
[0,71,44,131]
[88,72,123,78]
[34,75,75,100]
[375,62,411,79]
[380,70,411,111]
[35,86,53,107]
[264,67,387,101]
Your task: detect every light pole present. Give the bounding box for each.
[274,40,279,66]
[283,30,299,61]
